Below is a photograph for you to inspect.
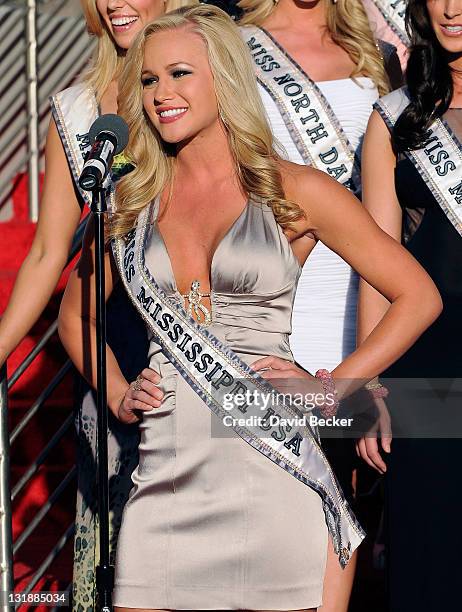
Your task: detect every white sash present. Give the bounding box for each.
[50,83,116,211]
[241,25,360,194]
[112,203,366,567]
[371,0,409,46]
[376,88,462,237]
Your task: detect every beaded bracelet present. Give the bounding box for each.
[315,369,339,417]
[365,381,389,400]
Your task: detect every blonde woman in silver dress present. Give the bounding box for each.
[59,5,441,611]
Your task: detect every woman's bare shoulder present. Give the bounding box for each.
[276,158,363,238]
[279,159,347,208]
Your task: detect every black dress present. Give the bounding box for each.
[385,112,462,611]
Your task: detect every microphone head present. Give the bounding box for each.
[88,114,129,155]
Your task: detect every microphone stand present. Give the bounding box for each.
[90,186,114,612]
[78,113,128,611]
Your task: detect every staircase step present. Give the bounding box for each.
[14,535,73,612]
[12,469,76,534]
[10,172,45,222]
[9,423,75,469]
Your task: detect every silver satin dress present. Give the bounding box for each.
[112,198,328,610]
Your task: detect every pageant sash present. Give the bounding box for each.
[241,25,360,194]
[371,0,409,46]
[376,88,462,237]
[50,84,116,211]
[112,203,366,567]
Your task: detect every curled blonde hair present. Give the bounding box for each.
[110,4,303,239]
[80,0,198,101]
[238,0,390,96]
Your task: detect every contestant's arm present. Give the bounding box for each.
[355,110,403,468]
[356,109,403,351]
[0,118,82,366]
[58,221,162,422]
[285,158,442,390]
[57,219,127,415]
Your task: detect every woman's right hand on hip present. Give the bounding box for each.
[117,368,164,424]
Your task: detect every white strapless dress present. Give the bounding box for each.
[258,77,378,372]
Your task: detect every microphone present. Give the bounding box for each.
[78,114,129,191]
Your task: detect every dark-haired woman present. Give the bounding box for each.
[358,0,462,609]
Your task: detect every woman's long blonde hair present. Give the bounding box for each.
[80,0,197,101]
[110,4,303,239]
[238,0,390,96]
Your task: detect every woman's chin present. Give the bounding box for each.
[158,126,196,146]
[111,28,144,51]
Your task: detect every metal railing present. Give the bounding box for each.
[0,0,94,220]
[26,0,40,222]
[0,215,88,611]
[0,366,14,610]
[0,2,94,602]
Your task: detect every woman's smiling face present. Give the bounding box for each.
[427,0,462,54]
[141,27,220,145]
[96,0,165,49]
